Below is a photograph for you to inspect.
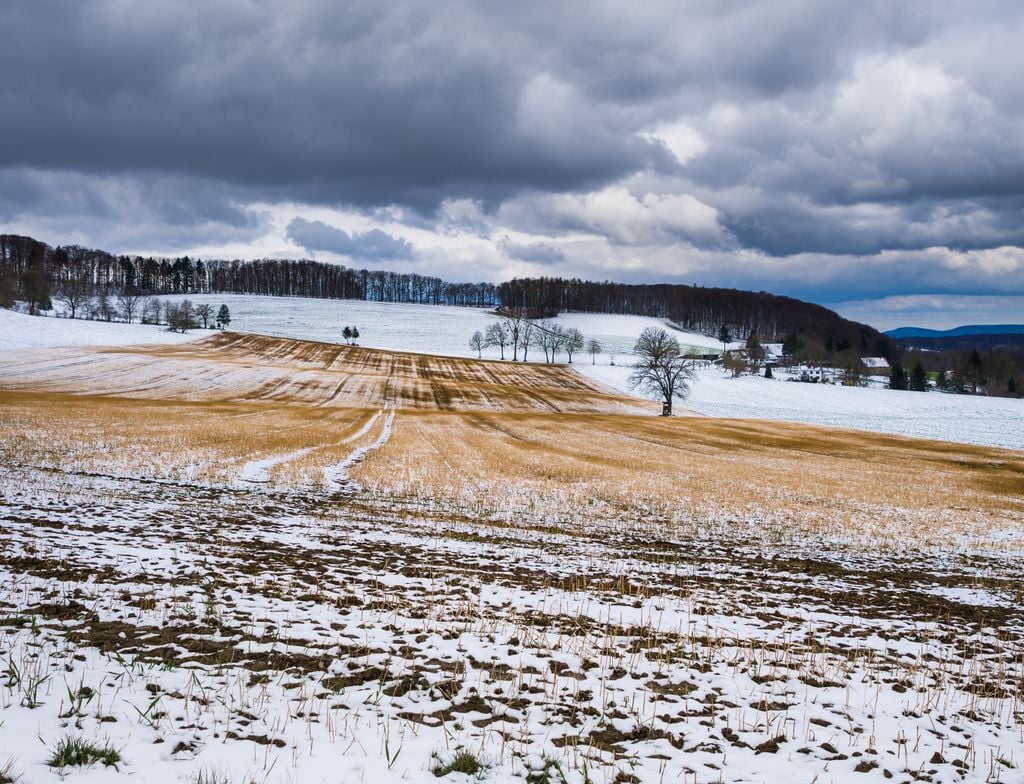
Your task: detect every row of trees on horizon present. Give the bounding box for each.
[0,234,498,309]
[3,233,1020,397]
[1,234,887,351]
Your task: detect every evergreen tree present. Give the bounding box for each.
[351,326,360,343]
[342,326,352,344]
[718,325,732,352]
[909,362,928,392]
[0,275,16,308]
[781,333,802,364]
[764,365,773,379]
[216,304,231,329]
[889,362,907,390]
[22,269,52,315]
[966,349,984,393]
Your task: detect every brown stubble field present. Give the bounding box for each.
[2,331,1024,783]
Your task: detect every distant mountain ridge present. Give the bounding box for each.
[886,324,1024,339]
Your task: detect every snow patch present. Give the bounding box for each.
[0,308,202,350]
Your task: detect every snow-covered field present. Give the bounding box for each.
[2,302,1023,784]
[156,293,727,358]
[158,294,499,356]
[581,363,1024,451]
[0,307,198,350]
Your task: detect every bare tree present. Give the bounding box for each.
[469,330,485,358]
[500,310,525,361]
[91,291,114,321]
[484,321,509,360]
[587,338,602,365]
[142,297,162,324]
[117,289,143,323]
[57,278,90,318]
[536,320,562,363]
[564,327,584,363]
[628,327,696,416]
[519,321,536,362]
[167,299,197,332]
[195,303,214,328]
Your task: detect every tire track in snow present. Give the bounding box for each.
[238,409,380,487]
[238,447,316,485]
[323,406,396,493]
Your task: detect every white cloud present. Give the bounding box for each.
[640,121,707,165]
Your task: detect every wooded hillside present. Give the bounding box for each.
[498,276,892,355]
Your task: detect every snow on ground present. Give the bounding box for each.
[0,307,200,350]
[546,311,731,356]
[157,294,730,359]
[2,464,1022,784]
[160,294,500,357]
[580,362,1024,450]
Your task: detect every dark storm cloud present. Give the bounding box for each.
[2,0,1024,300]
[0,1,653,207]
[286,218,413,261]
[0,168,265,250]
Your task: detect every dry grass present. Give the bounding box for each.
[2,331,1022,549]
[0,389,378,486]
[1,332,651,413]
[350,410,1024,548]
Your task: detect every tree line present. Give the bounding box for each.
[892,346,1022,398]
[0,234,498,308]
[497,276,893,358]
[468,314,601,364]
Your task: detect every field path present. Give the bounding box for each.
[323,405,396,493]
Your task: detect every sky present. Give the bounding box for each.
[2,1,1023,329]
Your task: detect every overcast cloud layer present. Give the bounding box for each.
[2,0,1023,326]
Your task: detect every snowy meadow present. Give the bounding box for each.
[1,301,1023,784]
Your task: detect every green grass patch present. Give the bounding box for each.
[433,750,484,777]
[47,736,121,769]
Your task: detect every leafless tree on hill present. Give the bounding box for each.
[58,278,91,318]
[629,327,696,416]
[484,322,509,359]
[117,289,143,323]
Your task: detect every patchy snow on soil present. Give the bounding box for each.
[2,463,1022,784]
[0,307,199,350]
[579,362,1024,450]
